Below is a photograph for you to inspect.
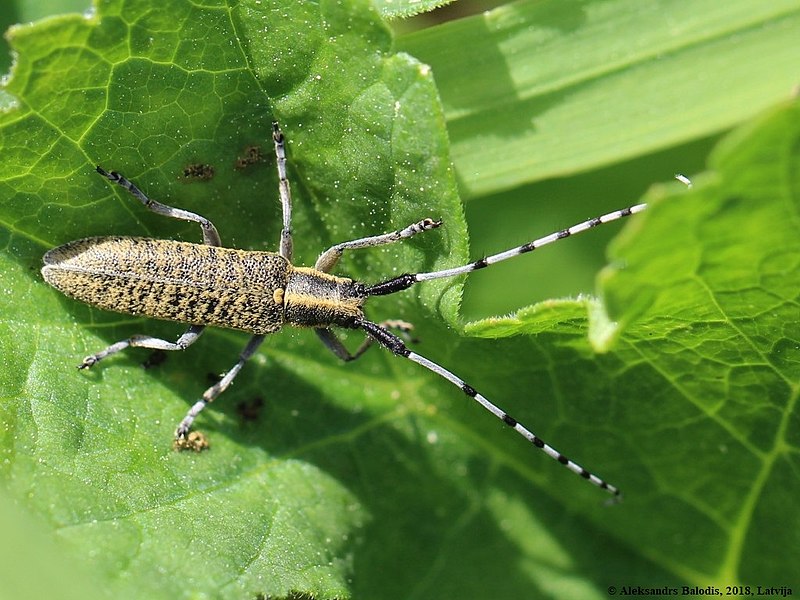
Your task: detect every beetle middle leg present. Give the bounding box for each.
[79,325,205,369]
[95,166,222,247]
[272,122,294,261]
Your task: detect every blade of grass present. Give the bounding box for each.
[398,0,800,197]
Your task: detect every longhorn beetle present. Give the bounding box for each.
[42,123,652,500]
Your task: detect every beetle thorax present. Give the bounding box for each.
[284,266,366,329]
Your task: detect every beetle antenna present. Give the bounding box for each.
[365,202,647,296]
[358,319,621,500]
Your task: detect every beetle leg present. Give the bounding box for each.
[96,166,222,247]
[314,218,442,273]
[316,320,416,362]
[272,122,293,261]
[79,325,205,369]
[174,333,266,444]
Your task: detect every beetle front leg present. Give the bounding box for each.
[315,320,417,362]
[314,218,441,273]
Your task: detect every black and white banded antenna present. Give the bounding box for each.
[363,174,692,500]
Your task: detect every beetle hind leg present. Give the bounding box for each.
[173,333,266,448]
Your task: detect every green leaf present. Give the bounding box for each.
[373,0,457,20]
[2,1,799,599]
[1,1,462,598]
[466,98,800,587]
[398,0,800,198]
[0,491,118,600]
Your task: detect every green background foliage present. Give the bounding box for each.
[1,1,798,598]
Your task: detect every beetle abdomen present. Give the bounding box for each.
[42,237,289,334]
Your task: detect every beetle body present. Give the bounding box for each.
[37,124,643,498]
[42,236,367,335]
